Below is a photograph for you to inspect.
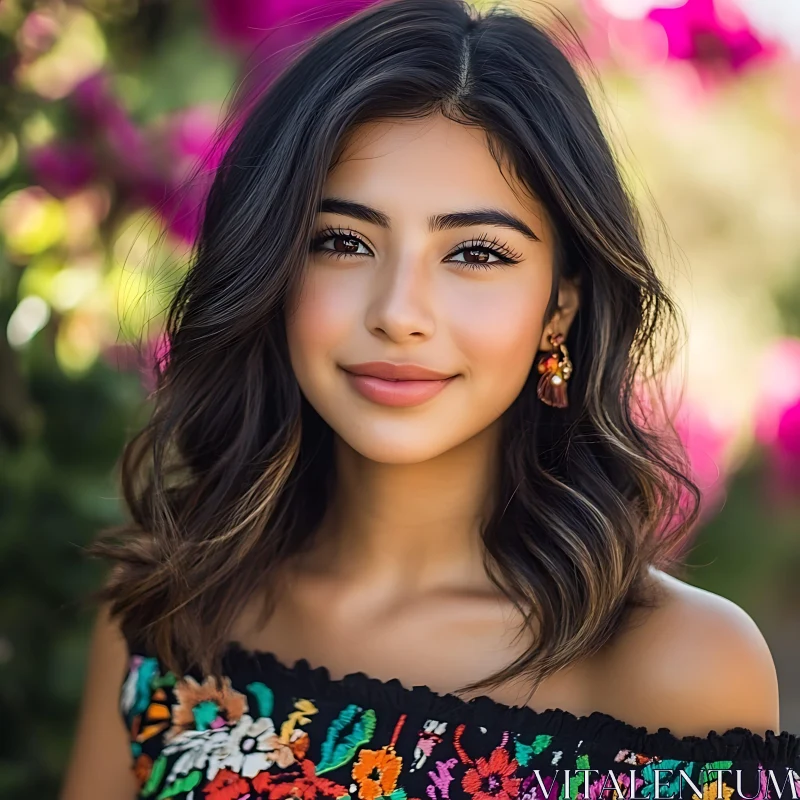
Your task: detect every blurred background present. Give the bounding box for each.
[1,0,799,793]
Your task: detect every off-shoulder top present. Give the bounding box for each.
[120,642,800,800]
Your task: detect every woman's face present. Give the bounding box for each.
[285,114,562,464]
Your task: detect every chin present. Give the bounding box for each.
[333,423,471,465]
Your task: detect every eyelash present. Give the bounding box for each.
[309,227,523,269]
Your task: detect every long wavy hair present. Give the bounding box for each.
[92,0,700,696]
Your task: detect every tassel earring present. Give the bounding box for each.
[536,332,572,408]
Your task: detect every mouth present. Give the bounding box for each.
[339,361,459,407]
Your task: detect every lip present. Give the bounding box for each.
[340,361,459,407]
[340,361,456,381]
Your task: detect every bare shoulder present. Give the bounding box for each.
[61,602,139,800]
[593,567,780,739]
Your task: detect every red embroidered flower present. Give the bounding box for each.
[462,746,521,800]
[203,768,252,800]
[133,753,153,786]
[252,758,349,800]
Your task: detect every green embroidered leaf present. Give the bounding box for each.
[316,704,377,775]
[387,789,408,800]
[641,759,694,799]
[152,672,177,689]
[156,770,202,798]
[140,755,168,797]
[192,699,220,731]
[516,735,554,766]
[516,741,534,768]
[699,762,734,785]
[247,681,275,718]
[568,754,591,800]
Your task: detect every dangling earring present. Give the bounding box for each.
[536,332,572,408]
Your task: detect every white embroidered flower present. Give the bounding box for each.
[162,727,232,783]
[161,713,294,784]
[218,714,292,778]
[119,656,143,717]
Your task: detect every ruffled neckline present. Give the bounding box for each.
[222,641,800,767]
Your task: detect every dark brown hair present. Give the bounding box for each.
[92,0,699,696]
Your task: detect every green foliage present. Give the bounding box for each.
[0,319,146,793]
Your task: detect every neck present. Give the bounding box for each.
[304,419,503,593]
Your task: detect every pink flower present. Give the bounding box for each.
[773,399,800,498]
[647,0,779,76]
[206,0,382,49]
[754,338,800,448]
[71,72,119,128]
[752,338,800,504]
[26,142,96,198]
[17,10,60,59]
[71,71,164,205]
[205,0,383,108]
[152,106,230,243]
[673,402,735,524]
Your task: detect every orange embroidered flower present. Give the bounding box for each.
[352,747,404,800]
[462,746,521,800]
[139,687,172,741]
[168,674,247,740]
[290,728,311,760]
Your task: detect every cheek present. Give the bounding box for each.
[285,268,360,373]
[449,275,550,389]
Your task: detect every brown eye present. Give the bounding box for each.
[333,236,363,253]
[444,236,522,270]
[463,248,491,263]
[312,229,373,257]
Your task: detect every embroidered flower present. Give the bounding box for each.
[578,772,644,800]
[352,746,404,800]
[613,750,654,767]
[217,714,296,777]
[412,720,447,772]
[163,727,232,783]
[169,674,248,740]
[692,781,735,800]
[426,757,459,800]
[163,713,295,784]
[253,758,350,800]
[203,767,252,800]
[120,655,159,719]
[133,752,154,786]
[520,772,558,800]
[462,746,521,800]
[289,727,311,760]
[132,686,172,744]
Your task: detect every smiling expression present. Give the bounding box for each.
[284,114,562,464]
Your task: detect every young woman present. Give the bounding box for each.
[62,1,799,798]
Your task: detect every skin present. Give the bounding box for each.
[62,114,780,799]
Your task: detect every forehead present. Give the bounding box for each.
[325,114,544,223]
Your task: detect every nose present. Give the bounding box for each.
[364,254,436,343]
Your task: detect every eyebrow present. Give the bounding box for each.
[317,197,541,242]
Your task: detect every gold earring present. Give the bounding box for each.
[536,332,572,408]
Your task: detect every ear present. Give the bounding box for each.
[537,277,580,351]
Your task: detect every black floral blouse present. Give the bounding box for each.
[120,642,800,800]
